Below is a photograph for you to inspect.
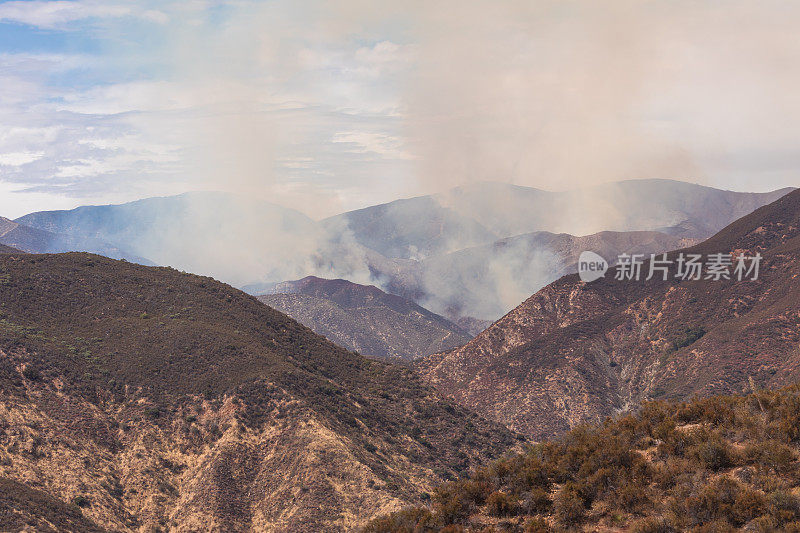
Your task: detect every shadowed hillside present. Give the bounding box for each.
[0,244,22,254]
[0,253,518,532]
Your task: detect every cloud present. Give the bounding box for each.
[0,151,45,166]
[331,131,411,160]
[0,1,130,29]
[1,0,798,222]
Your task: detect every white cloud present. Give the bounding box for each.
[332,131,411,160]
[2,0,799,220]
[0,151,45,166]
[0,1,130,29]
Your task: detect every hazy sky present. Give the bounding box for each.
[0,0,798,218]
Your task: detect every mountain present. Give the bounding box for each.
[0,243,23,254]
[0,216,145,261]
[416,188,800,439]
[325,180,793,261]
[0,253,518,532]
[323,180,791,320]
[17,181,792,322]
[258,276,472,361]
[15,192,330,286]
[321,196,497,260]
[382,229,698,321]
[366,384,800,532]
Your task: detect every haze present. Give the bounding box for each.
[0,0,798,218]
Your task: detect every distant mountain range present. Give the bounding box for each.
[380,229,699,321]
[323,179,793,257]
[0,251,516,531]
[416,188,800,439]
[258,276,471,360]
[0,216,146,262]
[16,180,793,322]
[16,192,318,285]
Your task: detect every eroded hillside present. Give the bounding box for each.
[417,188,800,439]
[0,252,518,531]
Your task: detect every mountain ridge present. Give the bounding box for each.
[258,276,471,360]
[416,187,800,439]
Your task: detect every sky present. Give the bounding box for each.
[0,0,798,219]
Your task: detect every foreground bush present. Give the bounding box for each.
[364,385,800,532]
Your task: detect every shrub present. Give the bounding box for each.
[553,483,586,528]
[658,428,696,458]
[485,491,519,517]
[523,516,551,532]
[766,490,800,525]
[680,478,765,528]
[521,488,551,515]
[632,516,676,533]
[745,440,796,473]
[669,326,706,352]
[362,507,434,532]
[21,366,41,381]
[72,495,90,508]
[690,437,736,471]
[694,518,735,533]
[614,480,650,513]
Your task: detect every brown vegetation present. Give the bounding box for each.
[0,252,518,531]
[364,384,800,532]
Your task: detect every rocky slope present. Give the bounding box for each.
[258,276,471,361]
[0,252,518,532]
[417,188,800,440]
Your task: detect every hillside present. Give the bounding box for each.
[0,244,23,254]
[416,188,800,439]
[15,192,322,286]
[384,229,697,321]
[258,276,471,361]
[0,216,143,262]
[0,253,518,532]
[365,385,800,532]
[325,180,792,260]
